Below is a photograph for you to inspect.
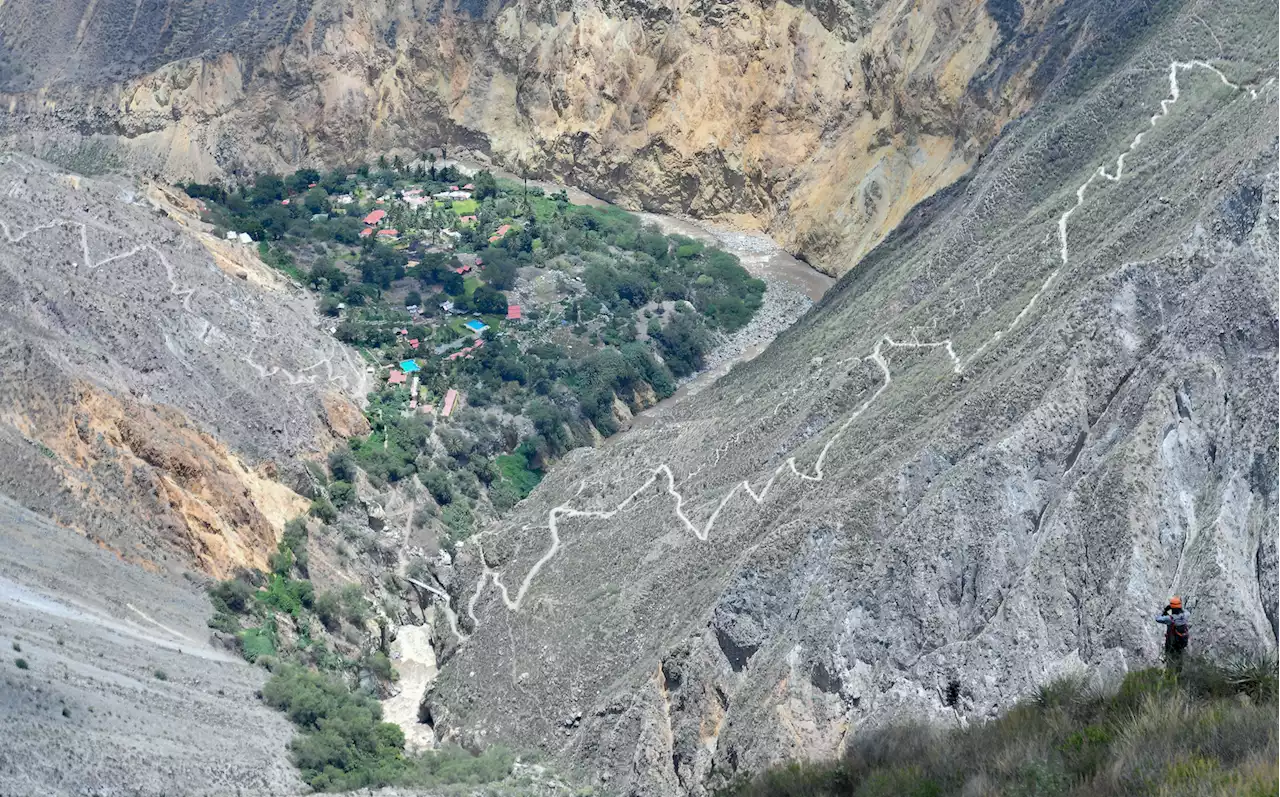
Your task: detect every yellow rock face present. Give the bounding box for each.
[2,0,1058,275]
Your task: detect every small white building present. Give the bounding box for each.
[238,232,253,244]
[225,230,237,241]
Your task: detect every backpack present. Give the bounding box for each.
[1167,610,1189,651]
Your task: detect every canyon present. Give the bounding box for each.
[4,0,1080,276]
[0,0,1275,796]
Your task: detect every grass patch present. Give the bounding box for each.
[720,657,1279,797]
[450,198,478,215]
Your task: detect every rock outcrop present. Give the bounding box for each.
[424,2,1278,793]
[0,155,367,573]
[2,0,1079,275]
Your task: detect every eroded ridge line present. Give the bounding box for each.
[1,212,362,391]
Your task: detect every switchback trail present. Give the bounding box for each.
[0,193,365,394]
[424,60,1264,645]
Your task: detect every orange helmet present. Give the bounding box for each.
[1169,596,1182,609]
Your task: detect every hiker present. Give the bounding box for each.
[1155,596,1190,669]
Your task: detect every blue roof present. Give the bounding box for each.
[465,320,489,332]
[399,360,421,372]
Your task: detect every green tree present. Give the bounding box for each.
[471,171,498,200]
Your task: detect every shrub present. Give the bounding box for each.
[722,660,1279,797]
[340,584,371,626]
[210,577,256,614]
[257,576,315,616]
[423,469,453,505]
[330,480,355,508]
[363,651,398,682]
[262,665,408,791]
[154,669,169,681]
[401,745,517,788]
[269,543,295,577]
[313,590,342,631]
[239,626,277,662]
[310,496,338,523]
[15,658,28,670]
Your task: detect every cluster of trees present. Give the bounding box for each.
[262,665,519,791]
[185,158,768,543]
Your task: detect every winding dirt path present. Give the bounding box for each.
[420,59,1263,644]
[0,205,365,394]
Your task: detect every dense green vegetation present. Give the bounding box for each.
[719,658,1277,797]
[205,517,527,792]
[263,665,519,791]
[184,155,763,541]
[206,518,379,675]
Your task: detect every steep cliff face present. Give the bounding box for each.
[421,1,1278,794]
[0,155,367,574]
[2,0,1071,274]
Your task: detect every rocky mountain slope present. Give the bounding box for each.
[0,154,368,575]
[420,2,1279,794]
[0,494,303,795]
[3,0,1083,275]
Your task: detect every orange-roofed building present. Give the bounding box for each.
[441,388,458,417]
[363,209,387,225]
[506,305,521,320]
[388,370,407,385]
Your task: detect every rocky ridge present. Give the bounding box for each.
[0,154,367,574]
[422,3,1279,794]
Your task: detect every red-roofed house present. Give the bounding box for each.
[454,264,472,275]
[359,228,373,238]
[377,229,399,239]
[462,183,474,190]
[506,305,521,320]
[363,209,387,225]
[388,370,407,385]
[472,339,485,349]
[458,215,478,225]
[408,339,419,349]
[488,224,512,244]
[281,199,290,205]
[441,388,458,417]
[450,186,459,191]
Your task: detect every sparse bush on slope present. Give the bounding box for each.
[719,658,1278,797]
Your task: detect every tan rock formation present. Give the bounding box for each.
[0,0,1068,275]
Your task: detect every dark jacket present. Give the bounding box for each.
[1156,607,1190,651]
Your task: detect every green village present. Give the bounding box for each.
[182,155,766,545]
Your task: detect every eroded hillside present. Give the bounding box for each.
[420,2,1279,794]
[0,156,367,575]
[3,0,1078,274]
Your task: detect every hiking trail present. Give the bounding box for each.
[433,59,1260,643]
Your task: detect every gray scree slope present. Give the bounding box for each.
[0,495,303,795]
[425,3,1279,795]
